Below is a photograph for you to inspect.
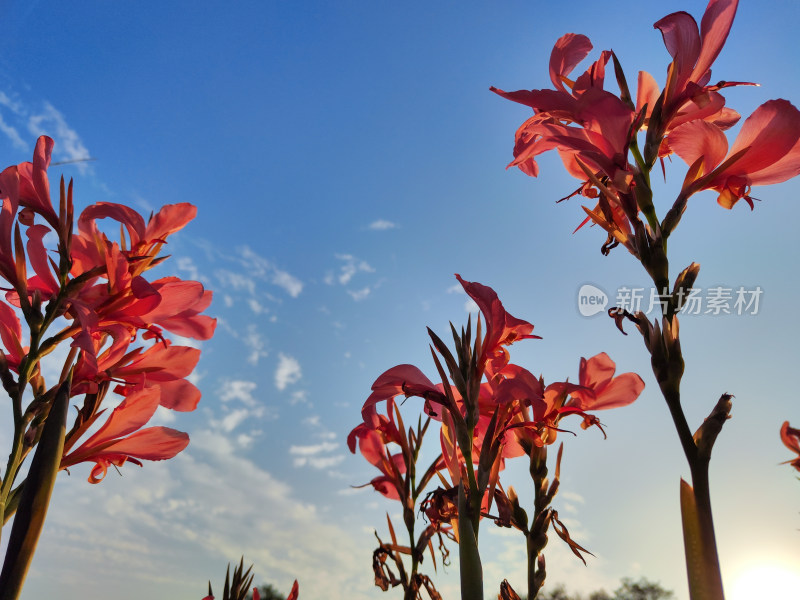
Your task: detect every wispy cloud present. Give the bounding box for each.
[239,246,303,298]
[0,113,27,151]
[275,353,302,391]
[323,254,380,301]
[218,319,269,366]
[0,93,92,173]
[28,102,92,173]
[218,379,258,407]
[289,442,345,469]
[290,390,310,406]
[367,219,398,231]
[176,256,208,285]
[215,269,257,295]
[244,324,268,365]
[32,430,374,600]
[331,254,374,286]
[347,287,371,302]
[272,268,303,298]
[289,442,339,456]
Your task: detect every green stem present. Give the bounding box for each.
[526,447,549,600]
[647,278,724,598]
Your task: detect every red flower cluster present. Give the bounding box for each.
[492,0,800,254]
[351,276,643,530]
[0,136,215,483]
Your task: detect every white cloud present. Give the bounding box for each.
[218,379,258,407]
[151,405,177,425]
[28,102,92,173]
[334,254,374,285]
[292,455,346,469]
[272,268,303,298]
[303,415,321,427]
[0,94,91,170]
[216,408,249,432]
[236,433,255,448]
[465,298,480,314]
[215,269,257,295]
[238,246,303,298]
[274,353,302,391]
[347,287,371,301]
[289,442,339,456]
[560,491,585,504]
[0,113,27,150]
[28,430,375,600]
[177,256,203,283]
[0,91,24,114]
[290,390,310,406]
[367,219,397,231]
[247,298,266,314]
[244,324,268,365]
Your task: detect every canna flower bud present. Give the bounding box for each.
[672,262,701,314]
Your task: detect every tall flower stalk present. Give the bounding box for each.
[354,275,643,599]
[493,0,800,597]
[0,137,215,599]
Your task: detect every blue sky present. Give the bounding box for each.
[1,1,799,599]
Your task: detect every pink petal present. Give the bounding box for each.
[0,166,20,281]
[154,379,202,411]
[692,0,739,83]
[286,580,299,600]
[159,313,217,340]
[727,99,800,175]
[82,387,162,444]
[579,352,616,389]
[572,50,611,95]
[144,203,197,241]
[17,136,59,228]
[78,202,146,246]
[668,119,729,175]
[636,71,660,117]
[100,426,190,460]
[653,10,700,84]
[118,345,202,382]
[363,364,444,425]
[746,137,800,186]
[585,372,645,410]
[549,33,593,92]
[145,279,205,321]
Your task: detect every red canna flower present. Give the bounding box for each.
[567,352,646,412]
[286,580,299,600]
[653,0,739,130]
[455,274,539,376]
[669,99,800,208]
[349,400,409,501]
[60,386,189,483]
[361,364,448,426]
[780,421,800,473]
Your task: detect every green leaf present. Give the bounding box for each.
[680,479,724,600]
[0,379,70,600]
[457,483,484,600]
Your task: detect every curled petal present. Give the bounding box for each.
[549,33,593,92]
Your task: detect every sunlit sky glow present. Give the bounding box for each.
[1,1,799,599]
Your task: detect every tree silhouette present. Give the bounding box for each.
[527,577,672,600]
[246,583,287,600]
